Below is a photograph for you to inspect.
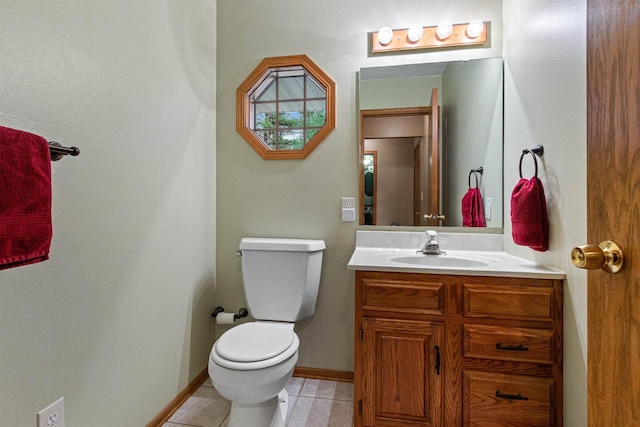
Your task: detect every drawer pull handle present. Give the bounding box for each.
[495,343,529,351]
[495,390,529,401]
[434,345,441,375]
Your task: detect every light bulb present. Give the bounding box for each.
[436,22,453,40]
[377,27,393,45]
[407,25,424,43]
[466,20,484,38]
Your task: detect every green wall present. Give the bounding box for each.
[216,0,503,371]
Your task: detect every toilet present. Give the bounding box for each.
[208,237,326,427]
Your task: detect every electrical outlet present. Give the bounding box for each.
[341,197,355,209]
[37,397,65,427]
[341,197,356,222]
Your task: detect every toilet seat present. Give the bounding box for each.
[212,322,299,371]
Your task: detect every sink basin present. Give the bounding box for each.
[390,255,491,268]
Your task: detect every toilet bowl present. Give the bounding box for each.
[208,237,325,427]
[209,322,299,427]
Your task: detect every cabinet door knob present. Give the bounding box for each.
[434,345,441,375]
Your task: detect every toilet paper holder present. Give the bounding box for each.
[211,306,249,320]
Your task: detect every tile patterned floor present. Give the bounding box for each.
[164,377,354,427]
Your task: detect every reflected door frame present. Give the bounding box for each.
[359,107,431,225]
[413,141,421,225]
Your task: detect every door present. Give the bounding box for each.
[587,1,640,425]
[361,318,443,426]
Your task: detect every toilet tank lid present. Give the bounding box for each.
[240,238,326,252]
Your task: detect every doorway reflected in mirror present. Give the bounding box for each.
[363,152,376,225]
[359,58,503,229]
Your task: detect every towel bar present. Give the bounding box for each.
[49,141,80,161]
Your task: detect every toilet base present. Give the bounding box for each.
[227,389,289,427]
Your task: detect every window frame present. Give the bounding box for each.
[236,55,336,160]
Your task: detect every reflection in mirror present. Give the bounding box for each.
[363,152,376,225]
[359,58,503,228]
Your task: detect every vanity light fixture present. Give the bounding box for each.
[371,21,488,53]
[377,26,394,45]
[466,19,485,39]
[436,21,453,40]
[407,24,424,43]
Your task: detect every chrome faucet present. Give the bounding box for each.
[419,230,446,255]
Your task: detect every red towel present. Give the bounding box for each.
[0,126,52,269]
[462,188,486,227]
[510,177,549,251]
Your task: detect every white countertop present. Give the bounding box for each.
[347,231,566,279]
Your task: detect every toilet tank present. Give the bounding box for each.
[239,238,326,322]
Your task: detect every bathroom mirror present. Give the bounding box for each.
[359,57,503,228]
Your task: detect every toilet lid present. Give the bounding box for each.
[215,322,295,363]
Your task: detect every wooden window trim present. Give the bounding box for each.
[236,55,336,160]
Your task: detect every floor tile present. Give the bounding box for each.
[163,423,201,427]
[286,396,353,427]
[168,378,353,427]
[300,379,354,401]
[286,376,306,396]
[167,385,230,427]
[287,395,298,420]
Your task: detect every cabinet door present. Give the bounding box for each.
[362,318,443,426]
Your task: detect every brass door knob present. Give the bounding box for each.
[571,240,624,274]
[424,214,446,221]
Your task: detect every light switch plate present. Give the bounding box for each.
[484,197,492,220]
[342,208,356,222]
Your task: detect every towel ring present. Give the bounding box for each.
[519,150,539,178]
[468,167,483,188]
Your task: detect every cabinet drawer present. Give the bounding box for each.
[463,370,555,427]
[463,283,554,320]
[362,278,444,315]
[464,325,554,364]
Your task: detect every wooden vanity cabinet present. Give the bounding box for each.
[354,271,563,427]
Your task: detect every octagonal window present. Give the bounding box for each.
[237,55,336,159]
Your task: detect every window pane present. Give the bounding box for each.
[278,130,304,150]
[254,130,277,149]
[306,128,319,142]
[279,101,304,128]
[306,100,326,127]
[255,80,277,101]
[279,76,304,100]
[306,77,326,98]
[254,103,277,130]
